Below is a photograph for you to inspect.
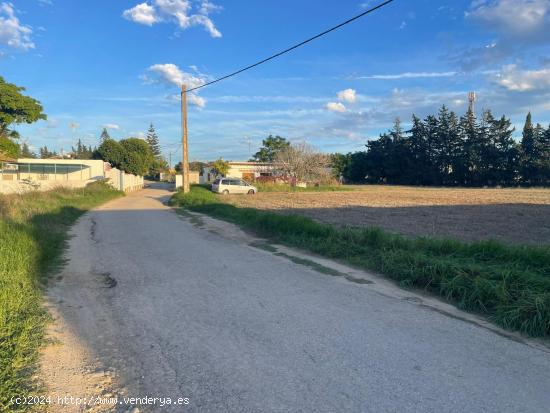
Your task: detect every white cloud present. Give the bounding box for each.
[357,71,458,80]
[123,0,222,37]
[0,2,35,50]
[146,63,206,89]
[198,0,222,15]
[337,88,357,103]
[497,64,550,91]
[37,0,53,5]
[188,94,206,108]
[123,2,158,26]
[144,63,207,107]
[467,0,550,39]
[326,102,347,113]
[103,123,120,130]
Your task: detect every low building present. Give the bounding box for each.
[0,158,143,194]
[2,158,106,182]
[200,161,275,184]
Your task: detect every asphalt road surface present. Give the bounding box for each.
[46,183,550,413]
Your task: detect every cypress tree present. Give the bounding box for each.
[20,142,35,158]
[520,112,536,184]
[100,128,111,143]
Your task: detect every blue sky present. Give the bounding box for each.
[1,0,550,163]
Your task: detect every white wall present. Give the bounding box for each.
[175,172,200,188]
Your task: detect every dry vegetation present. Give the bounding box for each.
[224,185,550,245]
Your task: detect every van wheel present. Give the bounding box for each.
[222,190,229,195]
[248,189,255,195]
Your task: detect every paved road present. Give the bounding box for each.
[48,184,550,412]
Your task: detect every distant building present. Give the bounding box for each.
[200,161,275,184]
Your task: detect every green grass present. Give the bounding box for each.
[171,185,550,337]
[254,182,353,192]
[0,181,122,411]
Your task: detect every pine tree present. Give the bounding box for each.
[20,142,36,158]
[520,112,537,184]
[458,108,478,185]
[490,114,518,186]
[541,125,550,185]
[424,114,440,185]
[435,105,460,185]
[39,146,52,159]
[146,123,161,157]
[407,114,429,185]
[100,128,111,143]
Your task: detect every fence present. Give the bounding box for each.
[105,167,144,193]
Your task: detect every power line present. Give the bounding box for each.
[186,0,395,93]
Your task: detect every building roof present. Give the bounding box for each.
[228,161,274,166]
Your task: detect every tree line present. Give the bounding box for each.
[332,107,550,187]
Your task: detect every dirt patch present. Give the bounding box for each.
[224,186,550,245]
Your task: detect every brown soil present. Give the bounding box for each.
[224,186,550,245]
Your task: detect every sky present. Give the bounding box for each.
[1,0,550,163]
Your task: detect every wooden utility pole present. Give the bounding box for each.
[181,84,190,193]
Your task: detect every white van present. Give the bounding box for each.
[211,178,257,195]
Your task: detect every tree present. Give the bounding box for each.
[458,107,479,185]
[211,158,230,176]
[330,153,349,180]
[435,106,461,185]
[96,139,124,168]
[20,142,36,158]
[100,128,111,143]
[39,146,57,159]
[488,114,518,186]
[119,138,153,176]
[343,151,370,183]
[520,112,539,185]
[189,161,206,172]
[540,124,550,184]
[252,135,290,162]
[298,107,547,188]
[0,76,46,138]
[71,138,93,159]
[0,136,20,158]
[146,123,161,157]
[144,123,167,177]
[274,143,330,184]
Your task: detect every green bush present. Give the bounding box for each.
[172,185,550,337]
[96,138,153,176]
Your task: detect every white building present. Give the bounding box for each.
[200,161,275,184]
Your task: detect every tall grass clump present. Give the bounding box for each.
[172,185,550,337]
[0,181,122,411]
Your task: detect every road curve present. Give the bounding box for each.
[44,183,550,413]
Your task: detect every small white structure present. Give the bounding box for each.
[175,171,200,189]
